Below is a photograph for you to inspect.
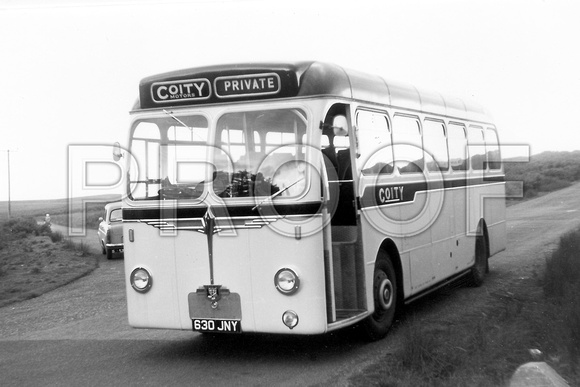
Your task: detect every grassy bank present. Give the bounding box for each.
[0,217,98,308]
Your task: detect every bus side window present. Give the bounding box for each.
[357,110,393,175]
[423,119,449,172]
[448,123,468,171]
[468,126,486,171]
[392,115,423,174]
[485,128,501,170]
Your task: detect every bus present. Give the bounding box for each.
[121,61,506,340]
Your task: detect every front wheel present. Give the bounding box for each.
[362,252,398,341]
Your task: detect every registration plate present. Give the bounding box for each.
[192,319,241,333]
[189,286,242,334]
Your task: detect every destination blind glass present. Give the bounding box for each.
[139,68,298,108]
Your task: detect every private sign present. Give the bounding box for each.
[214,73,280,98]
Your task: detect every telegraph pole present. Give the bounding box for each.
[1,149,16,219]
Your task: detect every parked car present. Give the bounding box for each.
[97,202,123,259]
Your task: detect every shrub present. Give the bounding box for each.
[38,222,52,235]
[1,217,37,237]
[0,217,47,241]
[78,241,90,257]
[62,239,76,250]
[49,231,63,243]
[544,228,580,298]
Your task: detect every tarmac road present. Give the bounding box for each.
[1,183,580,386]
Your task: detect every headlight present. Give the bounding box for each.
[130,267,152,293]
[274,268,300,295]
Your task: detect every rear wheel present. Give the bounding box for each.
[467,235,488,287]
[362,251,398,341]
[106,248,113,260]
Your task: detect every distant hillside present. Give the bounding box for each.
[505,150,580,200]
[0,194,122,228]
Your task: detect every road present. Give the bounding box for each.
[2,183,580,386]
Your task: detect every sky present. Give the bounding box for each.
[0,0,579,201]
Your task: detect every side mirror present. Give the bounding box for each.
[332,115,349,136]
[113,142,124,162]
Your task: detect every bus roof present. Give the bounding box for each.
[136,61,492,123]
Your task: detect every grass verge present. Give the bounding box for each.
[542,228,580,376]
[349,228,580,386]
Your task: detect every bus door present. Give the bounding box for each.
[321,105,367,322]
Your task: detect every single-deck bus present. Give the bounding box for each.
[121,62,506,340]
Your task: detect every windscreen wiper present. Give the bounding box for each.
[252,177,304,211]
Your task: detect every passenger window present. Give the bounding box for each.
[448,123,468,171]
[485,128,501,170]
[423,119,449,172]
[468,126,486,170]
[392,115,423,173]
[357,110,393,175]
[110,209,123,222]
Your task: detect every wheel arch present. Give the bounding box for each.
[378,238,404,302]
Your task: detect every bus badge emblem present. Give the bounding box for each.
[204,285,222,309]
[205,285,221,299]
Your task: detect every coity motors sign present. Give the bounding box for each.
[151,78,211,103]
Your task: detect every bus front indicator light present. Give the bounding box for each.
[130,267,152,293]
[274,268,300,295]
[282,310,299,329]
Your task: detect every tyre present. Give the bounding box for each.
[106,248,113,260]
[362,251,398,341]
[101,241,106,255]
[467,235,488,287]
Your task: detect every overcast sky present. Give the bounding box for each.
[1,0,579,201]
